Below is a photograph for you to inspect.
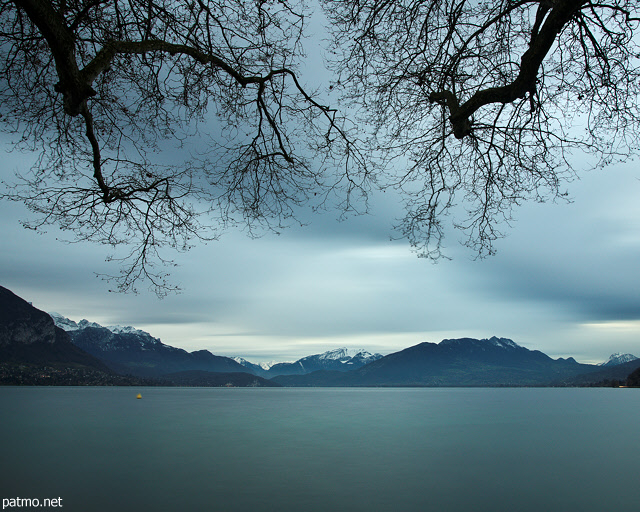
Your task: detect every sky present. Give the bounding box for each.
[1,8,639,365]
[1,145,638,365]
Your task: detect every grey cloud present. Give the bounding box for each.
[1,136,639,363]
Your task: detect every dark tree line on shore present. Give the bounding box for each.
[592,367,640,388]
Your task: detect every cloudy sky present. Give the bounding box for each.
[1,9,639,365]
[2,143,639,364]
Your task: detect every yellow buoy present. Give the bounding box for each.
[136,393,142,399]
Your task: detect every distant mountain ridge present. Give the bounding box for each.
[0,287,108,371]
[231,347,383,377]
[231,356,278,371]
[563,358,640,386]
[232,357,278,375]
[254,347,384,377]
[272,337,601,387]
[50,311,638,386]
[0,286,132,384]
[50,312,385,379]
[48,313,103,332]
[598,352,638,367]
[49,311,638,383]
[51,313,248,377]
[1,283,636,387]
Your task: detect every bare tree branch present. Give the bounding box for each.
[0,0,368,295]
[324,0,640,258]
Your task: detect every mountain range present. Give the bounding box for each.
[0,287,108,371]
[43,311,640,386]
[49,312,383,379]
[2,285,639,387]
[0,286,146,385]
[271,337,603,387]
[233,348,383,377]
[49,312,249,378]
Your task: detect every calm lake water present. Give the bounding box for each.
[1,387,639,512]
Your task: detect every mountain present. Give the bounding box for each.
[598,352,639,367]
[52,314,250,378]
[4,288,633,387]
[48,313,103,332]
[0,286,110,371]
[233,348,383,377]
[354,336,597,386]
[272,337,601,387]
[51,312,384,380]
[254,348,383,377]
[0,286,137,384]
[232,357,278,377]
[563,358,640,386]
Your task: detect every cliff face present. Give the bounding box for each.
[0,286,110,371]
[0,286,59,346]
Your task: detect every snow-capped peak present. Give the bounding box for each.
[50,313,103,331]
[259,361,279,370]
[317,348,374,361]
[487,337,520,349]
[599,353,639,367]
[106,325,149,336]
[77,319,104,330]
[232,357,282,370]
[50,313,159,342]
[49,312,79,331]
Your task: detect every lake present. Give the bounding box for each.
[1,387,639,511]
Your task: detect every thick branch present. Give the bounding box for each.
[431,0,587,138]
[82,39,296,89]
[12,0,96,115]
[13,0,297,118]
[79,104,111,202]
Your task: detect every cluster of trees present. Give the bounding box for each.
[0,362,152,385]
[593,366,640,387]
[1,0,638,293]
